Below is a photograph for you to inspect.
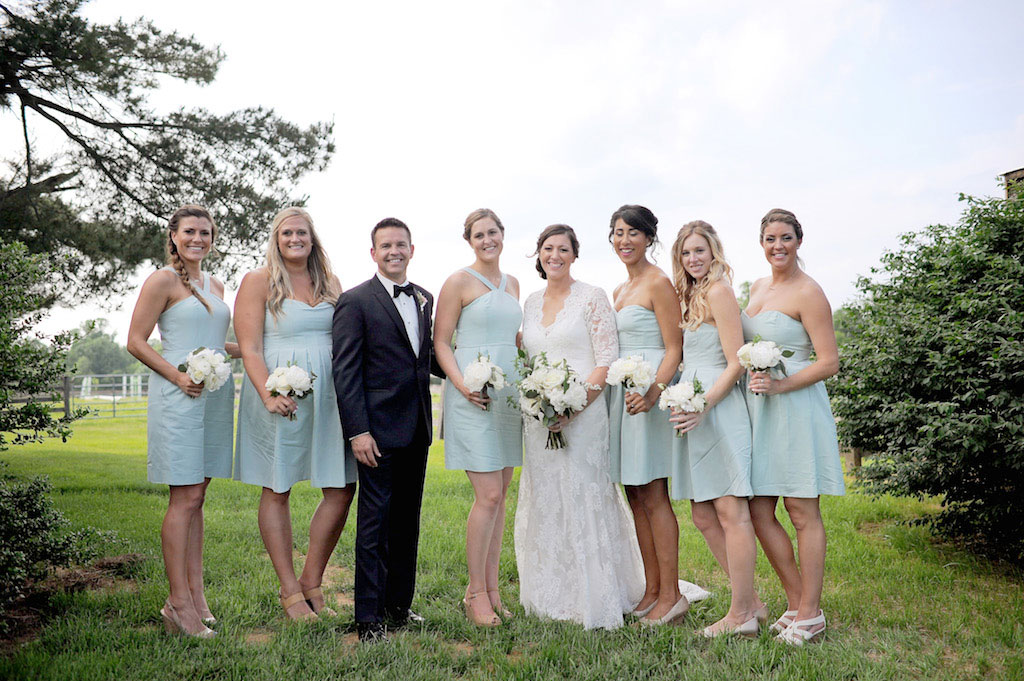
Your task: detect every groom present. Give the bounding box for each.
[332,217,439,643]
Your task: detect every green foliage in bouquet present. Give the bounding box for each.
[830,193,1024,563]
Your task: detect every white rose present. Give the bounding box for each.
[520,395,542,418]
[749,342,780,370]
[286,365,312,394]
[537,367,565,393]
[736,343,753,369]
[462,361,492,393]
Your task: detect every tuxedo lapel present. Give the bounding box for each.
[369,277,415,354]
[415,286,430,356]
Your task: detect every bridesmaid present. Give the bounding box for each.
[127,205,239,638]
[234,206,357,621]
[742,208,844,645]
[434,208,522,627]
[668,220,764,637]
[606,205,687,624]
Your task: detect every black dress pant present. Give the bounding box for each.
[353,415,429,624]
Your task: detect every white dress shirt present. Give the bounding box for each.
[376,271,420,357]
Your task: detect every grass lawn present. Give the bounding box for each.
[1,417,1022,680]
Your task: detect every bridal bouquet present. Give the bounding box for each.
[509,349,590,450]
[606,355,655,410]
[177,347,232,394]
[265,363,316,420]
[737,335,794,395]
[461,353,506,411]
[658,378,706,437]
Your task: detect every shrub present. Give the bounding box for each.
[830,193,1024,562]
[0,464,114,627]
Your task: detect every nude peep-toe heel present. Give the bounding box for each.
[160,600,216,639]
[279,590,318,622]
[463,590,500,627]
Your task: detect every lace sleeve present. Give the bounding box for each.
[584,284,619,367]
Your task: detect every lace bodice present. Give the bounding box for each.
[515,279,644,630]
[521,280,619,375]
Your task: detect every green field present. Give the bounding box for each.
[1,417,1022,680]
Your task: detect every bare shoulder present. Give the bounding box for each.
[749,276,771,294]
[707,279,738,304]
[139,267,178,296]
[238,268,270,296]
[798,273,830,308]
[506,273,521,299]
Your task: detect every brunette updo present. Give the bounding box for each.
[532,224,579,279]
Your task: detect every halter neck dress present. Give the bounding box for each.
[234,299,356,492]
[442,268,523,472]
[147,271,234,485]
[741,310,845,498]
[670,323,752,501]
[607,305,674,485]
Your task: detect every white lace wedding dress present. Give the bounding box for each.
[514,280,646,630]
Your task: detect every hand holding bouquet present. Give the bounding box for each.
[265,363,316,420]
[461,353,506,411]
[509,349,590,450]
[606,355,655,413]
[658,378,706,437]
[177,347,232,396]
[737,335,794,395]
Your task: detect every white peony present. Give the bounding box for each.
[519,394,543,417]
[179,346,231,393]
[748,342,781,370]
[462,360,494,393]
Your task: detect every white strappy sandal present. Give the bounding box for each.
[779,610,826,646]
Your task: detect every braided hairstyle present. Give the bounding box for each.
[166,204,217,313]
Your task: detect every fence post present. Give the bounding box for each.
[111,377,116,418]
[63,375,71,417]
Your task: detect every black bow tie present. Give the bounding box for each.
[393,283,415,298]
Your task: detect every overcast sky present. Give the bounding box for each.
[12,0,1024,343]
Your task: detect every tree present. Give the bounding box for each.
[830,193,1024,562]
[0,240,86,450]
[65,319,141,375]
[0,0,334,301]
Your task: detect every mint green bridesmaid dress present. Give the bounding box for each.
[669,323,753,501]
[442,268,523,472]
[607,306,674,485]
[741,310,845,498]
[234,299,356,493]
[147,272,234,485]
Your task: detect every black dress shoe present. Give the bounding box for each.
[356,622,388,644]
[385,608,425,628]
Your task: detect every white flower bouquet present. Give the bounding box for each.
[606,355,655,412]
[658,378,707,437]
[508,349,590,450]
[265,363,316,420]
[737,335,794,395]
[177,346,232,394]
[462,353,506,411]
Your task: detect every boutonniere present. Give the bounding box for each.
[414,289,427,312]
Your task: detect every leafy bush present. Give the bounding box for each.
[0,239,87,450]
[830,194,1024,562]
[0,464,114,626]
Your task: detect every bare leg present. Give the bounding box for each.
[464,469,504,621]
[690,500,729,574]
[625,485,659,612]
[783,496,826,633]
[298,484,356,611]
[703,496,759,632]
[484,468,514,613]
[749,495,801,610]
[185,478,212,619]
[636,479,682,620]
[258,487,314,619]
[162,483,208,634]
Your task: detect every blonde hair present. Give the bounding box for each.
[265,206,339,320]
[672,220,733,330]
[166,204,216,314]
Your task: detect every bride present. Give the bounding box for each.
[514,224,645,630]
